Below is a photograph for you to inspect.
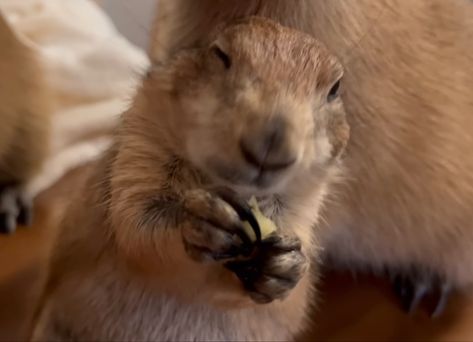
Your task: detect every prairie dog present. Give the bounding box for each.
[0,13,51,233]
[32,17,348,341]
[150,0,473,314]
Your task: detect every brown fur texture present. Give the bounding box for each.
[0,13,51,233]
[150,0,473,290]
[32,17,348,341]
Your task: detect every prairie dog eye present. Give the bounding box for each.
[211,45,232,69]
[327,79,341,102]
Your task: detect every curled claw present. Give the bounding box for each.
[224,233,306,304]
[393,275,429,314]
[211,186,262,243]
[181,187,263,262]
[430,281,451,318]
[392,269,452,318]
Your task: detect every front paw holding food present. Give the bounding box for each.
[181,188,256,262]
[181,188,308,304]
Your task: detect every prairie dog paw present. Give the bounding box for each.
[181,188,255,262]
[0,184,32,234]
[392,268,451,318]
[225,234,308,304]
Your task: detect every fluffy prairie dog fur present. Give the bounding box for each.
[151,0,473,309]
[32,17,348,341]
[0,13,51,234]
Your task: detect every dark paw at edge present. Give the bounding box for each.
[0,185,33,235]
[392,268,451,318]
[225,235,307,304]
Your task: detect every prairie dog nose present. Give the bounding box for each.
[239,117,297,172]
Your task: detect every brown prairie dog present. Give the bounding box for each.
[0,13,51,234]
[32,17,348,340]
[150,0,473,315]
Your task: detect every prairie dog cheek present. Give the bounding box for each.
[314,130,333,164]
[180,92,220,126]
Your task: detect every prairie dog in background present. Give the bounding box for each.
[150,0,473,315]
[32,17,348,340]
[0,13,51,234]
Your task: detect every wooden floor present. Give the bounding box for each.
[1,168,473,341]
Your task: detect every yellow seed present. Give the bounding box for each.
[242,196,277,242]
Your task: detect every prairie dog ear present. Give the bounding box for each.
[209,19,231,41]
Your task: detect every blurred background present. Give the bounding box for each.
[100,0,156,50]
[0,1,472,341]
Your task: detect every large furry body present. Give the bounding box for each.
[32,18,349,340]
[0,13,51,233]
[150,0,473,297]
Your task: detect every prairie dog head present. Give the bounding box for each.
[146,16,349,195]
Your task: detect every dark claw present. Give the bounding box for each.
[212,186,262,242]
[430,282,451,318]
[393,275,429,313]
[392,269,451,318]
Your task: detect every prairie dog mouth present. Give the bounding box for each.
[207,158,288,192]
[206,159,255,183]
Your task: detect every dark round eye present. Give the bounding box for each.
[211,46,231,69]
[327,79,341,102]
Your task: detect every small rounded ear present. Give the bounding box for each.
[208,17,250,41]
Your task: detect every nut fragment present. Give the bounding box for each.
[242,196,277,242]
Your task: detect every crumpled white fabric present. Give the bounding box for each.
[0,0,150,196]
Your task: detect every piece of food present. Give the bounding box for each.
[242,196,277,242]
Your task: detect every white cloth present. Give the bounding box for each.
[0,0,150,196]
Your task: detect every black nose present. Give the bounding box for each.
[239,117,297,172]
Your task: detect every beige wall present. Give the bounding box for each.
[100,0,157,50]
